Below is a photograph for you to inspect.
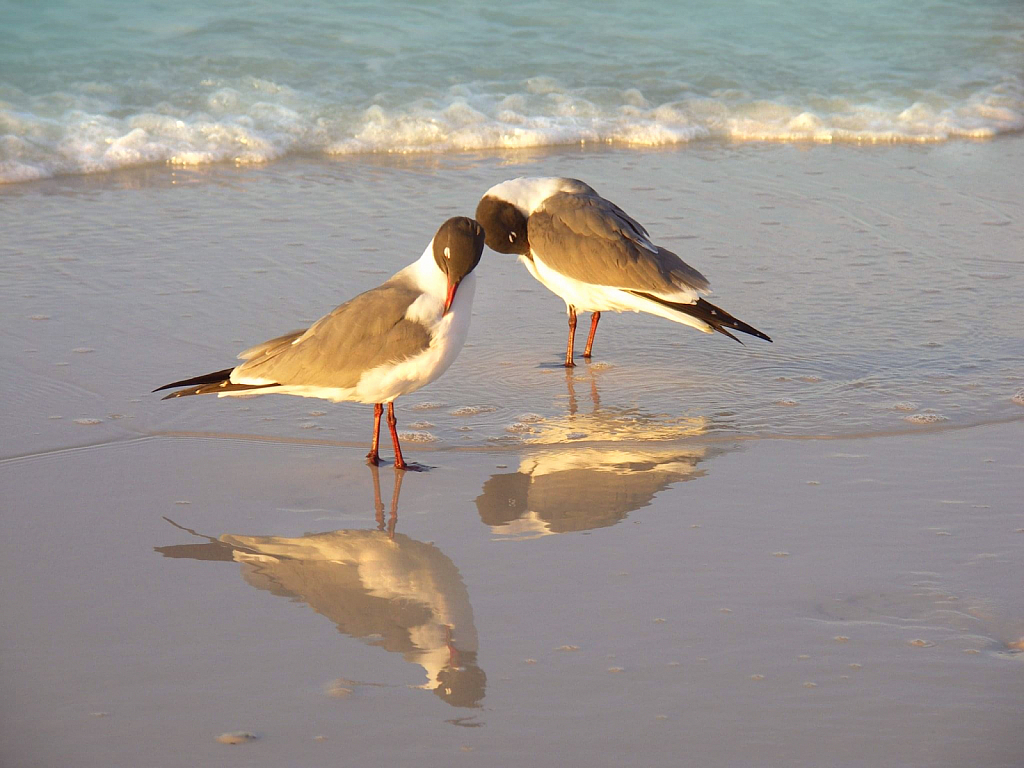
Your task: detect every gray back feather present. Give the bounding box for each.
[529,192,710,294]
[234,276,431,389]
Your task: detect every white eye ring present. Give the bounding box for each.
[444,246,451,259]
[509,232,517,242]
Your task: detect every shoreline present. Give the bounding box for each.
[3,130,1024,192]
[4,403,1023,466]
[0,128,1019,190]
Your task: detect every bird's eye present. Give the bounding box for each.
[509,232,517,242]
[444,247,451,259]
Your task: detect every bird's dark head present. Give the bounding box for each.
[432,216,485,314]
[475,194,530,256]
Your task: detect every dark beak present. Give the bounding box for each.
[443,279,460,316]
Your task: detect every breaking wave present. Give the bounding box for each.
[2,76,1022,183]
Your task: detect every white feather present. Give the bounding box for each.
[484,177,594,216]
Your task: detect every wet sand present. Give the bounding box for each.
[2,139,1023,767]
[2,425,1023,767]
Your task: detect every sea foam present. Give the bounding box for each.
[2,78,1022,183]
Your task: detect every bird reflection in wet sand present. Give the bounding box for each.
[155,466,485,708]
[477,445,716,537]
[478,369,727,537]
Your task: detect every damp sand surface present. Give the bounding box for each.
[2,140,1024,767]
[2,427,1023,767]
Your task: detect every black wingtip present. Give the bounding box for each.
[718,326,743,345]
[154,367,235,394]
[744,325,773,343]
[629,293,772,344]
[161,388,200,400]
[692,299,772,343]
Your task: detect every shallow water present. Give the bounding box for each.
[2,141,1021,461]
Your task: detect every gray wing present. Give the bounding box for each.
[528,192,710,294]
[238,329,306,361]
[233,278,431,389]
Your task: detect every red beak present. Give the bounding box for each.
[443,280,460,315]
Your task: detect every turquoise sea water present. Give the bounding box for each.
[2,0,1022,182]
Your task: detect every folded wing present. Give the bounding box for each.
[528,191,711,298]
[232,279,432,389]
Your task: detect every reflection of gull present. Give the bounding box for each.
[479,366,720,536]
[226,530,483,706]
[477,446,717,537]
[155,468,485,707]
[480,369,726,536]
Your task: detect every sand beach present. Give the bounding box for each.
[2,136,1023,766]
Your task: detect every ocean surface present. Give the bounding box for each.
[2,0,1023,182]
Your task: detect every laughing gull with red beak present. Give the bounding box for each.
[155,216,486,470]
[475,178,771,366]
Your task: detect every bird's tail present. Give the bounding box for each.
[153,367,274,399]
[629,292,772,344]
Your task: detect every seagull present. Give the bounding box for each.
[475,177,771,366]
[154,216,486,470]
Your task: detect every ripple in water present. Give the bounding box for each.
[398,431,437,443]
[891,402,918,412]
[451,406,499,417]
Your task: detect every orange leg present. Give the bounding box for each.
[366,403,383,465]
[385,402,407,470]
[385,403,427,472]
[565,305,577,368]
[583,311,601,358]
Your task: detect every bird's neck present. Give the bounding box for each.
[398,241,448,299]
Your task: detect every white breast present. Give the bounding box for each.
[529,254,711,332]
[529,254,634,313]
[354,271,476,403]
